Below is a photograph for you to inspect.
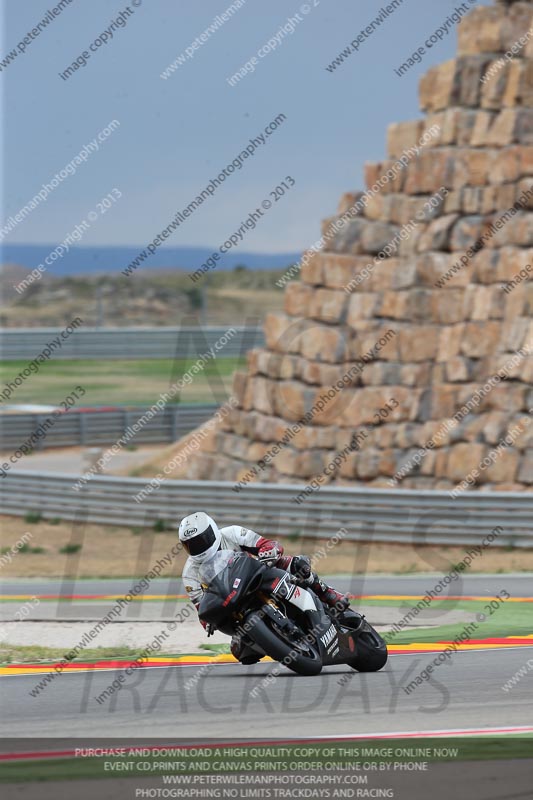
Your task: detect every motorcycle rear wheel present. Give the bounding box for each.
[244,610,322,676]
[348,619,388,672]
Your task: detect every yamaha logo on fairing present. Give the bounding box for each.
[320,624,337,649]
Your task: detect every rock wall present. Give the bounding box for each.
[176,0,533,492]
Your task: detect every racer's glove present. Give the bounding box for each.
[289,555,313,583]
[200,618,215,636]
[257,539,284,566]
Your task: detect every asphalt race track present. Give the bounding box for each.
[1,646,532,738]
[1,573,531,739]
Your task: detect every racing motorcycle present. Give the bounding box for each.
[198,549,387,676]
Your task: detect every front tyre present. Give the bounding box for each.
[348,619,388,672]
[244,610,322,676]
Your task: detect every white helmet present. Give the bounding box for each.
[178,512,221,563]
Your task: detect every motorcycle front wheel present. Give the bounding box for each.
[244,610,322,676]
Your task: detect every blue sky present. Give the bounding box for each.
[1,0,491,255]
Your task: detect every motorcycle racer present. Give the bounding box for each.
[179,511,349,664]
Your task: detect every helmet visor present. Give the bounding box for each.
[183,525,217,556]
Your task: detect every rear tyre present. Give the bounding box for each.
[244,610,322,676]
[348,619,388,672]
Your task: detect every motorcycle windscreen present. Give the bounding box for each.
[199,549,240,585]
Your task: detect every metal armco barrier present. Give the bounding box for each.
[1,471,531,547]
[0,326,264,360]
[0,405,217,450]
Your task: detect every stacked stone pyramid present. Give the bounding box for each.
[177,0,533,491]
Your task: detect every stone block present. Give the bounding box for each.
[457,6,505,55]
[460,321,502,357]
[489,145,522,183]
[387,119,424,158]
[363,193,385,221]
[500,2,533,50]
[284,283,314,317]
[378,290,410,320]
[481,60,511,110]
[264,313,297,354]
[450,215,484,251]
[232,371,248,406]
[503,59,533,108]
[418,214,459,251]
[518,179,533,209]
[326,217,366,255]
[518,450,533,483]
[398,326,439,361]
[355,450,382,480]
[272,381,309,422]
[458,55,496,107]
[299,323,349,363]
[347,293,380,325]
[445,357,470,382]
[519,144,533,176]
[482,449,520,483]
[456,110,480,145]
[404,150,455,194]
[431,290,467,323]
[399,362,432,387]
[487,109,533,146]
[354,327,400,362]
[470,110,498,146]
[447,443,486,482]
[419,60,457,113]
[338,192,361,214]
[255,349,283,379]
[361,221,401,254]
[320,253,374,291]
[309,288,349,323]
[300,249,324,285]
[247,376,275,415]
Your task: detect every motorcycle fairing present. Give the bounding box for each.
[266,570,318,613]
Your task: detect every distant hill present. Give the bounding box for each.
[0,244,301,276]
[0,265,292,328]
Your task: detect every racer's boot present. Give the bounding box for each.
[311,577,350,613]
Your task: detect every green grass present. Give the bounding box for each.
[367,598,533,644]
[58,544,82,554]
[24,511,42,524]
[0,644,144,664]
[0,644,229,665]
[199,643,231,654]
[153,519,173,532]
[18,544,46,553]
[0,356,244,406]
